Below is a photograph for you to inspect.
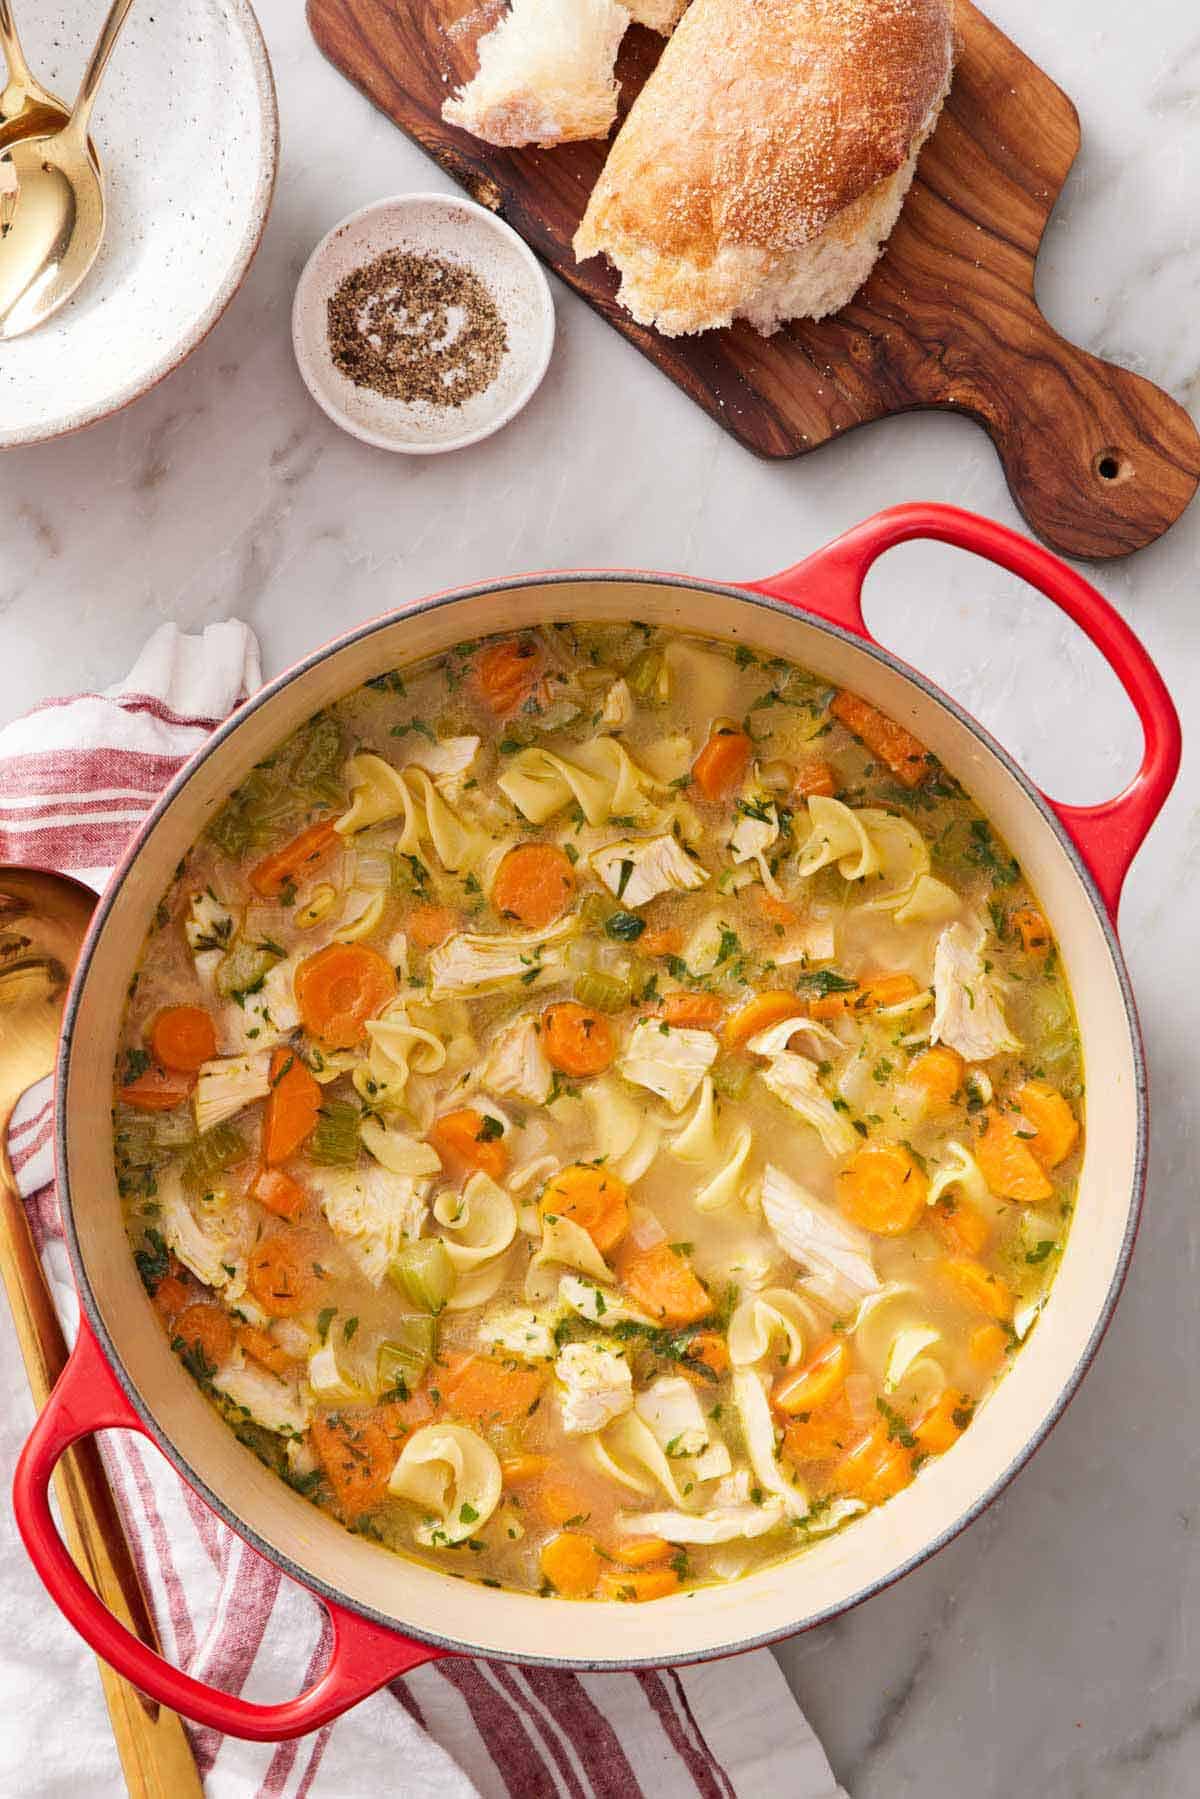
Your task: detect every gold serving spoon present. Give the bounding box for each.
[0,0,69,233]
[0,0,135,338]
[0,0,70,150]
[0,868,202,1799]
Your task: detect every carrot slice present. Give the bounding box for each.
[1011,905,1052,954]
[541,1532,601,1598]
[660,992,724,1030]
[172,1302,234,1371]
[294,942,396,1048]
[600,1566,680,1602]
[755,891,799,932]
[792,760,837,800]
[681,1331,729,1380]
[976,1108,1054,1203]
[237,1323,295,1378]
[837,1143,928,1236]
[500,1453,551,1487]
[1014,1080,1079,1169]
[474,637,545,716]
[252,1165,307,1221]
[246,1231,323,1317]
[808,972,920,1022]
[831,1426,914,1504]
[430,1106,509,1181]
[149,1005,217,1074]
[541,1002,616,1077]
[616,1241,710,1328]
[118,1064,194,1112]
[492,843,576,929]
[969,1322,1009,1369]
[378,1387,439,1444]
[912,1390,972,1456]
[782,1393,856,1466]
[907,1045,964,1110]
[829,690,930,788]
[311,1413,394,1519]
[249,818,339,898]
[405,904,459,949]
[151,1274,190,1321]
[263,1048,322,1165]
[534,1478,595,1528]
[439,1355,544,1426]
[723,989,806,1050]
[930,1195,990,1258]
[772,1338,849,1417]
[540,1164,629,1255]
[640,927,684,958]
[692,728,753,801]
[938,1256,1014,1321]
[610,1537,674,1569]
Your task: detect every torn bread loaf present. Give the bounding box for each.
[574,0,956,336]
[443,0,630,147]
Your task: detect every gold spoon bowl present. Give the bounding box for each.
[0,0,69,153]
[0,0,135,337]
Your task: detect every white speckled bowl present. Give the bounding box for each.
[292,194,556,454]
[0,1,277,450]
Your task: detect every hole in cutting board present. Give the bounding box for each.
[1094,449,1134,486]
[860,541,1142,807]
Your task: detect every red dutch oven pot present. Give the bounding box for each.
[12,504,1180,1739]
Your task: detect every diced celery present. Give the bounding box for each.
[153,1108,198,1152]
[377,1317,437,1391]
[711,1058,751,1102]
[215,939,280,999]
[388,1239,455,1314]
[205,802,257,859]
[578,891,613,932]
[627,649,667,702]
[289,715,342,799]
[309,1100,361,1166]
[182,1122,246,1189]
[113,1115,163,1200]
[573,970,630,1013]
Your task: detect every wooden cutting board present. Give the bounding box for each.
[307,0,1200,561]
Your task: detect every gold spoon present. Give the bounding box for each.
[0,0,69,233]
[0,0,135,338]
[0,868,202,1799]
[0,0,70,151]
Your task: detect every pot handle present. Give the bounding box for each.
[746,502,1181,920]
[14,1321,447,1742]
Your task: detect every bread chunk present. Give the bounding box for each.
[443,0,630,147]
[575,0,956,335]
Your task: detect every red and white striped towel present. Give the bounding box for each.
[0,623,847,1799]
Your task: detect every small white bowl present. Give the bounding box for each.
[0,0,277,450]
[292,194,555,455]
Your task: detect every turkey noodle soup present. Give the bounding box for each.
[116,625,1083,1603]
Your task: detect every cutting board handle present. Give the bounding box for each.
[750,502,1181,920]
[893,295,1200,561]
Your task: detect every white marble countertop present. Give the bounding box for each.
[1,0,1197,1793]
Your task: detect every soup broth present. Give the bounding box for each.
[115,623,1083,1603]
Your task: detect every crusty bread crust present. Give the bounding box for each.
[575,0,956,334]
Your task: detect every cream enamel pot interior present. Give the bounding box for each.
[14,504,1180,1741]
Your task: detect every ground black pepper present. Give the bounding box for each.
[327,250,508,408]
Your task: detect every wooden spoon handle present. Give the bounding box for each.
[0,1158,202,1799]
[900,292,1200,560]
